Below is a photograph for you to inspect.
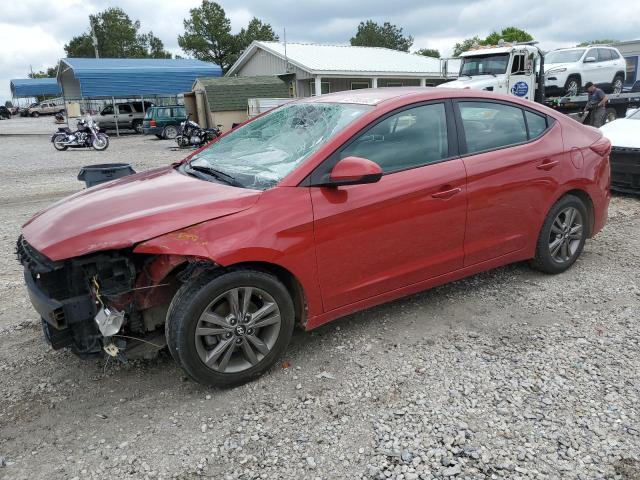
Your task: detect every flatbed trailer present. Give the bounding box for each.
[544,92,640,123]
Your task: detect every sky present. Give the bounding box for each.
[2,0,640,104]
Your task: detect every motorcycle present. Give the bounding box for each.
[51,116,109,151]
[176,119,221,148]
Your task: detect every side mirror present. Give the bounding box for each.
[326,156,382,187]
[584,56,596,63]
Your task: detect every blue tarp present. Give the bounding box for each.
[10,78,61,98]
[59,58,222,98]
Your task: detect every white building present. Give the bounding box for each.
[227,41,458,97]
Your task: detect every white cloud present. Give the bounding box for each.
[1,0,639,104]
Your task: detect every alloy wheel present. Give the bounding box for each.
[566,80,578,96]
[548,207,583,263]
[194,287,282,374]
[613,79,623,94]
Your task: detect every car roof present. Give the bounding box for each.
[299,87,543,109]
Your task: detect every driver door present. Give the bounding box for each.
[310,102,468,311]
[508,50,535,101]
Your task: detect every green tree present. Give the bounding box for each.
[453,36,482,57]
[577,39,619,47]
[28,66,58,78]
[350,20,413,52]
[179,1,278,72]
[453,27,533,57]
[64,7,171,58]
[415,48,440,58]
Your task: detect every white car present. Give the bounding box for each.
[600,109,640,193]
[544,46,626,97]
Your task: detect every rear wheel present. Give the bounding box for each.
[612,75,624,94]
[531,195,588,274]
[163,125,178,139]
[564,76,580,96]
[52,134,68,151]
[132,120,143,134]
[166,270,295,387]
[605,107,618,123]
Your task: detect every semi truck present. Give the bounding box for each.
[440,42,640,122]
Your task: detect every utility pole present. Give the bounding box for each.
[90,19,99,58]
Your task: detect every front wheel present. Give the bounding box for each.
[531,195,588,274]
[31,111,39,118]
[92,133,109,151]
[166,270,295,387]
[564,77,580,96]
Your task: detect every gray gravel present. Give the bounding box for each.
[1,121,639,479]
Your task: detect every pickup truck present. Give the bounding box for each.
[97,101,154,133]
[27,101,65,117]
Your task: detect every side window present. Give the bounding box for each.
[610,49,620,60]
[458,101,528,154]
[174,107,186,117]
[118,104,132,114]
[585,48,598,62]
[525,110,547,139]
[101,105,114,115]
[156,108,171,118]
[598,48,612,62]
[340,103,449,173]
[511,55,525,74]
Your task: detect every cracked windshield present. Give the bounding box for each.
[189,102,371,189]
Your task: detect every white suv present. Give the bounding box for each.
[544,46,626,96]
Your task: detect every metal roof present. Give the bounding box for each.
[59,58,222,98]
[195,75,290,111]
[10,78,61,98]
[228,41,444,77]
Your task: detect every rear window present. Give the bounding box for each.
[144,109,154,119]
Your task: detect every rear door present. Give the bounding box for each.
[310,101,468,311]
[597,48,615,85]
[117,104,134,126]
[582,48,601,85]
[454,100,563,266]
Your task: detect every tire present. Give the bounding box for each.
[163,125,178,140]
[132,120,143,134]
[605,107,617,123]
[531,195,588,274]
[155,134,163,139]
[611,75,624,94]
[31,111,39,118]
[564,76,581,96]
[52,134,68,151]
[92,133,109,151]
[166,269,295,387]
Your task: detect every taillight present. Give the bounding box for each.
[150,119,156,127]
[590,136,611,157]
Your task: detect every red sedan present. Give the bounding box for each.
[18,88,611,386]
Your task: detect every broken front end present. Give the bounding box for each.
[16,235,189,360]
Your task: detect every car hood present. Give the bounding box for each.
[600,119,640,148]
[22,166,261,261]
[439,75,503,90]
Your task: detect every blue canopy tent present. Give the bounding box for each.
[10,78,61,98]
[57,58,222,98]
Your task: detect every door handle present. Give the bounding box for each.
[432,187,462,199]
[537,159,559,170]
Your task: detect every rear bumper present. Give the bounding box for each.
[610,147,640,193]
[143,126,163,135]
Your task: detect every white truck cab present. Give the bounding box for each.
[440,43,542,102]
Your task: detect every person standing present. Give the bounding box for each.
[582,82,608,127]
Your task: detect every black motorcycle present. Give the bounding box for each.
[52,116,109,151]
[176,119,221,148]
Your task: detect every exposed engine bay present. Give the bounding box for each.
[16,235,193,361]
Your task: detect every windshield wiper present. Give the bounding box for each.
[187,164,241,187]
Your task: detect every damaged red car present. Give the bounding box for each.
[17,88,611,386]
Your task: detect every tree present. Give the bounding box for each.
[28,66,58,78]
[415,48,440,58]
[350,20,413,52]
[577,39,619,47]
[453,27,533,57]
[179,1,278,72]
[64,7,171,58]
[453,36,482,57]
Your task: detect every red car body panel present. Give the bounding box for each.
[21,88,611,331]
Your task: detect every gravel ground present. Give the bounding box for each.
[1,123,639,479]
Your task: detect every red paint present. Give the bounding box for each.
[22,88,611,331]
[329,156,382,183]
